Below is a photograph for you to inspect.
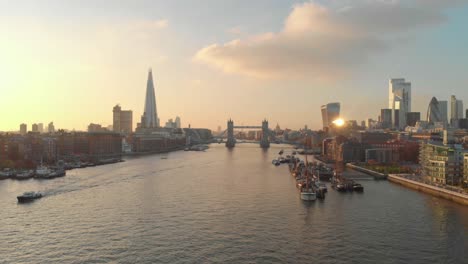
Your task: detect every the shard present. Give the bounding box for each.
[142,69,159,128]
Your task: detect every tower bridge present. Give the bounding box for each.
[225,119,271,148]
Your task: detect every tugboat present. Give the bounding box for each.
[17,192,43,203]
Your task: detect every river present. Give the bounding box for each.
[0,144,467,263]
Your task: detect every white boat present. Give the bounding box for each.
[35,166,52,178]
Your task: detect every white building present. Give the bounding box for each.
[175,116,181,129]
[389,78,411,130]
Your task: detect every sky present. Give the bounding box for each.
[1,0,468,132]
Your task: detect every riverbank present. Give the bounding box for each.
[346,163,387,180]
[388,174,468,206]
[122,146,186,157]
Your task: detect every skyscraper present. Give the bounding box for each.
[141,69,159,128]
[450,95,464,127]
[175,116,181,129]
[426,97,445,125]
[38,123,44,133]
[389,78,411,130]
[32,123,39,133]
[380,109,392,129]
[320,103,340,131]
[48,122,55,133]
[20,123,27,135]
[439,100,448,124]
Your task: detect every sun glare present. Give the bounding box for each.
[332,118,345,127]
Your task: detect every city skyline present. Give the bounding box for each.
[1,0,468,131]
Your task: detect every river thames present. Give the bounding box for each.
[1,144,467,263]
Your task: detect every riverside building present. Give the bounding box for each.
[419,130,466,186]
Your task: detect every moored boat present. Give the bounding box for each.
[0,169,15,180]
[15,170,34,180]
[353,183,364,192]
[300,155,317,201]
[35,166,52,179]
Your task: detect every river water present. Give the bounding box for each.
[1,144,467,263]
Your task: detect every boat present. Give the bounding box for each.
[272,159,281,166]
[17,191,43,203]
[353,183,364,192]
[300,155,316,201]
[49,169,66,178]
[316,182,328,193]
[0,169,15,180]
[15,170,34,180]
[35,165,52,178]
[278,149,284,155]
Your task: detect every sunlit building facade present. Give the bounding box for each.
[321,102,340,131]
[419,140,465,186]
[389,78,411,130]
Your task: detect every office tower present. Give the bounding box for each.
[20,123,27,135]
[38,123,44,133]
[48,122,55,133]
[140,69,159,128]
[389,78,411,130]
[406,112,421,127]
[450,95,464,127]
[380,109,392,129]
[427,97,442,124]
[175,116,181,129]
[320,102,340,131]
[32,123,39,133]
[439,100,448,124]
[113,104,133,134]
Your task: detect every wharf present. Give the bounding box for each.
[388,174,468,206]
[346,163,387,180]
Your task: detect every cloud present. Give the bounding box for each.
[194,1,463,79]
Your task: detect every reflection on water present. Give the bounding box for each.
[0,144,467,263]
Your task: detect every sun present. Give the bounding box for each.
[332,118,345,127]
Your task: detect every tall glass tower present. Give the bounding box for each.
[142,69,159,128]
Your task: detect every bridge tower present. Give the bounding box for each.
[260,119,270,148]
[226,119,236,148]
